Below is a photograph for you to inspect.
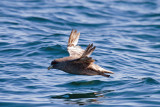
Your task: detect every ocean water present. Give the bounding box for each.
[0,0,160,107]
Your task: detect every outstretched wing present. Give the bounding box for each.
[67,30,84,57]
[80,43,96,58]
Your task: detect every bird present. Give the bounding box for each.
[48,30,114,77]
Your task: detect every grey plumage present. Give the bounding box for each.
[48,30,114,77]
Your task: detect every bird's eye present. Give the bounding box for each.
[51,61,57,65]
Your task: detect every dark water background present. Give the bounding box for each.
[0,0,160,107]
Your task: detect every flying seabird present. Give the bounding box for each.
[48,30,114,77]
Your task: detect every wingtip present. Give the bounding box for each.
[71,29,77,33]
[68,29,80,47]
[80,43,96,58]
[93,46,96,50]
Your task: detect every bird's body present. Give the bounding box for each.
[48,30,114,77]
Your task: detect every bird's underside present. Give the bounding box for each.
[48,30,114,77]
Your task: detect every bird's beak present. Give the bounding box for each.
[48,65,53,70]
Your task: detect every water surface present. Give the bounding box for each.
[0,0,160,106]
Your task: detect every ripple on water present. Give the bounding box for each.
[150,43,160,49]
[0,0,160,106]
[141,77,159,85]
[39,44,68,56]
[22,41,42,47]
[0,48,22,57]
[25,16,53,23]
[0,42,10,47]
[40,45,62,52]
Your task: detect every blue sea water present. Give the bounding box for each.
[0,0,160,106]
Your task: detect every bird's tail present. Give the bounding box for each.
[103,69,114,74]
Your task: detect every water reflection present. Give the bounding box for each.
[50,90,114,105]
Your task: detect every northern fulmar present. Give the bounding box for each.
[48,30,114,77]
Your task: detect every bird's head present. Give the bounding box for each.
[48,60,59,70]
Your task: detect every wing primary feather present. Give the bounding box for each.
[68,29,80,47]
[67,30,83,57]
[81,44,96,58]
[71,43,96,65]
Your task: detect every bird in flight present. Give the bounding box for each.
[48,30,114,77]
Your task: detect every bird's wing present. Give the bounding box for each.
[67,30,84,57]
[70,43,96,67]
[80,43,96,58]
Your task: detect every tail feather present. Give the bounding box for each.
[103,70,114,74]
